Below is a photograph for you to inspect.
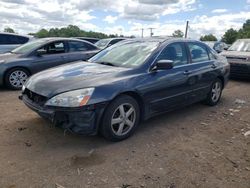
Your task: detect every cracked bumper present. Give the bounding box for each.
[20,95,107,135]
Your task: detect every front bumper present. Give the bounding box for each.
[229,62,250,79]
[20,94,107,135]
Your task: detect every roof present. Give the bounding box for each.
[0,32,33,38]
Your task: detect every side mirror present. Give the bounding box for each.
[152,60,174,71]
[36,49,46,56]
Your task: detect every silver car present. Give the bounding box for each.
[0,32,33,54]
[221,39,250,79]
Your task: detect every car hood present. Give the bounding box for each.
[26,61,129,97]
[0,52,22,63]
[221,50,250,59]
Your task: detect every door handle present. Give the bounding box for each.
[183,70,192,75]
[211,63,217,69]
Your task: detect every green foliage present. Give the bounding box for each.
[200,34,217,41]
[34,25,109,39]
[4,27,15,33]
[172,30,184,38]
[222,19,250,44]
[222,28,238,44]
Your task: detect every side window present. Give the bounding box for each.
[157,43,188,67]
[16,36,29,44]
[0,34,7,44]
[110,39,123,45]
[188,43,209,63]
[208,49,217,60]
[68,41,96,52]
[0,35,28,44]
[38,42,65,55]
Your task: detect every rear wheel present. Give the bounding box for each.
[5,68,30,90]
[205,79,223,106]
[100,95,140,141]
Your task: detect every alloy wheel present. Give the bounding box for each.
[9,70,28,88]
[211,82,222,103]
[111,103,136,136]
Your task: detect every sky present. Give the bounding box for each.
[0,0,250,39]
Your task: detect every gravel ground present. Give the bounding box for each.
[0,80,249,188]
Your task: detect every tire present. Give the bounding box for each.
[100,95,140,142]
[205,78,223,106]
[5,68,30,90]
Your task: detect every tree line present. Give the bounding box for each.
[3,19,250,44]
[199,19,250,44]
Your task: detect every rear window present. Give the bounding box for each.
[0,34,29,45]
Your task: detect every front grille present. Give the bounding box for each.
[230,63,250,78]
[24,89,47,106]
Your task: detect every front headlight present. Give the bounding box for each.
[45,88,95,107]
[0,60,5,63]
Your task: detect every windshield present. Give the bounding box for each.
[12,40,45,54]
[228,40,250,52]
[89,41,159,68]
[95,39,111,48]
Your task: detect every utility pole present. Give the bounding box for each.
[185,21,189,38]
[148,28,155,37]
[141,28,144,38]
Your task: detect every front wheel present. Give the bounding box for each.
[100,95,140,142]
[205,79,223,106]
[5,68,30,90]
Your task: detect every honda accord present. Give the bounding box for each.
[20,38,230,141]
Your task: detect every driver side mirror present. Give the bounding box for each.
[152,60,174,71]
[36,49,46,57]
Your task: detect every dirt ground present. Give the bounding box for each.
[0,80,249,188]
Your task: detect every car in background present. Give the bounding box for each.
[20,38,230,141]
[0,32,33,54]
[203,41,228,53]
[74,37,100,44]
[0,38,100,89]
[221,39,250,79]
[95,38,126,49]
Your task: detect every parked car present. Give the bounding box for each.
[203,41,228,53]
[0,38,100,89]
[20,38,230,141]
[0,32,33,54]
[221,39,250,79]
[95,38,126,49]
[74,37,100,44]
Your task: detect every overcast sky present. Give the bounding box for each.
[0,0,250,39]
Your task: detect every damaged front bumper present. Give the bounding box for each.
[19,94,107,135]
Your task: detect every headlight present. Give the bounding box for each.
[45,88,94,107]
[0,60,5,63]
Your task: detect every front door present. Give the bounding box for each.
[142,42,195,115]
[31,41,68,73]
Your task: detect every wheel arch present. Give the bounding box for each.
[115,91,145,122]
[217,75,225,89]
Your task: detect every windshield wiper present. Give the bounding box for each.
[95,61,117,67]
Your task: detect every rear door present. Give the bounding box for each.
[30,41,69,73]
[65,40,99,62]
[186,42,218,102]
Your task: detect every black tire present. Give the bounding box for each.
[205,78,223,106]
[4,68,30,90]
[100,95,140,142]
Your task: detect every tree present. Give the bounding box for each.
[237,19,250,39]
[222,28,238,44]
[35,29,49,38]
[200,34,217,41]
[172,30,184,38]
[4,27,15,33]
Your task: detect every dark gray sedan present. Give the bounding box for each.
[0,38,100,89]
